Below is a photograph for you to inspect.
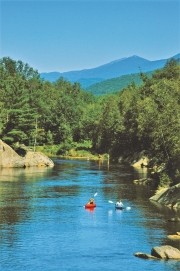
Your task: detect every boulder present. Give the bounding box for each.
[134,245,180,260]
[131,156,149,168]
[24,151,54,167]
[150,183,180,209]
[0,139,54,168]
[151,245,180,259]
[168,235,180,240]
[0,139,25,167]
[118,150,150,167]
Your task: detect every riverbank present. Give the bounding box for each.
[35,145,110,161]
[150,183,180,209]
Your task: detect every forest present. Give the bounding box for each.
[0,57,180,186]
[85,70,154,95]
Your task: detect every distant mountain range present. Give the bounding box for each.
[40,53,180,88]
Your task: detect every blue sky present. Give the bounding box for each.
[1,0,180,73]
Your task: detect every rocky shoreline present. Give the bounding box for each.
[134,245,180,260]
[118,150,180,209]
[133,180,180,261]
[0,139,54,168]
[133,178,180,209]
[150,183,180,209]
[126,151,180,261]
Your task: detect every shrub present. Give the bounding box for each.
[158,172,172,189]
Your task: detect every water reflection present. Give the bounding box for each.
[85,207,95,212]
[0,166,53,182]
[132,166,150,179]
[98,159,110,170]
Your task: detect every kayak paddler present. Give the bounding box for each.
[115,199,124,207]
[87,198,95,204]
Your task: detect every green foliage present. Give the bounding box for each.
[2,136,14,144]
[74,140,92,150]
[0,57,39,80]
[158,172,172,189]
[85,71,154,95]
[46,130,54,145]
[0,56,180,186]
[7,129,28,143]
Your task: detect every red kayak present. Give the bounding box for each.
[85,203,96,208]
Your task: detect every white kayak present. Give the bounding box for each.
[115,204,124,210]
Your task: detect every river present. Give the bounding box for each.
[0,158,180,271]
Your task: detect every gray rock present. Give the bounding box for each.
[151,245,180,259]
[131,156,149,168]
[134,252,158,259]
[0,139,54,168]
[24,151,54,167]
[134,245,180,260]
[150,184,180,209]
[168,235,180,240]
[0,139,25,167]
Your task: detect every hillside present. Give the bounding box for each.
[40,53,180,88]
[84,70,154,95]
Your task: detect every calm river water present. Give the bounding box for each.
[0,158,180,271]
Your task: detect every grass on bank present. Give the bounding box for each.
[34,142,109,160]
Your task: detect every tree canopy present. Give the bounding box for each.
[0,56,180,183]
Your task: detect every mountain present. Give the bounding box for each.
[85,70,154,96]
[40,53,180,88]
[86,57,180,95]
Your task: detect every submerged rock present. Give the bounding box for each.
[133,178,157,185]
[134,252,158,260]
[168,218,180,222]
[134,245,180,260]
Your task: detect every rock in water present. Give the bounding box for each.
[151,245,180,259]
